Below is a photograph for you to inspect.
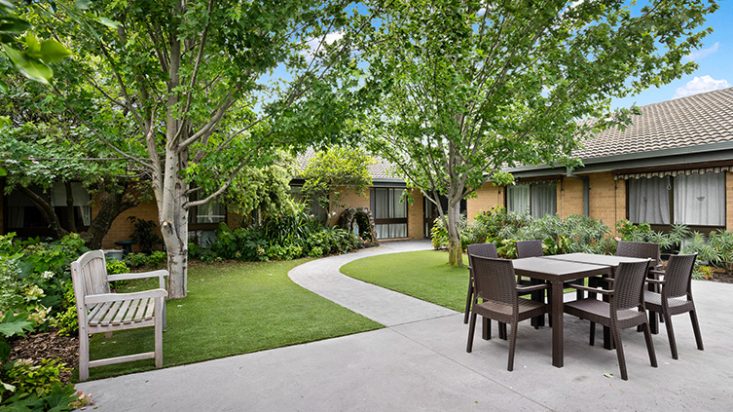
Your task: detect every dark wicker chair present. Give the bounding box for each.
[565,260,657,380]
[466,255,548,371]
[645,253,703,359]
[464,243,498,324]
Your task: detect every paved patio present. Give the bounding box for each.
[77,242,733,411]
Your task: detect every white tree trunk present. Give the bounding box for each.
[446,194,463,267]
[159,145,189,299]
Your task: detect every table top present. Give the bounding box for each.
[512,257,611,281]
[543,253,653,267]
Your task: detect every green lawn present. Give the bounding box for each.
[88,259,381,380]
[341,250,469,312]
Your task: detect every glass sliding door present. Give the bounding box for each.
[371,187,408,239]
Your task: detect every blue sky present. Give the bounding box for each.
[612,0,733,108]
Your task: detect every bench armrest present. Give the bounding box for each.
[516,283,549,294]
[85,289,168,305]
[108,270,168,282]
[570,283,614,296]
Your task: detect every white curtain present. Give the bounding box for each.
[51,182,90,207]
[390,189,407,218]
[507,184,530,214]
[628,177,670,224]
[674,173,724,226]
[196,200,226,223]
[530,183,557,217]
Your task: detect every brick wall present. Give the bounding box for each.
[406,189,424,239]
[327,186,370,226]
[467,183,504,220]
[101,201,160,249]
[558,177,584,218]
[588,172,625,231]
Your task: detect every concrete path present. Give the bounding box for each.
[288,240,455,326]
[76,243,733,411]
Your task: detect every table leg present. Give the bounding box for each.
[551,279,564,367]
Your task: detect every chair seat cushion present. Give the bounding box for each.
[474,298,546,322]
[564,298,646,328]
[644,291,694,315]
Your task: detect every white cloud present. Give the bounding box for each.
[304,31,344,59]
[684,42,720,62]
[674,75,731,98]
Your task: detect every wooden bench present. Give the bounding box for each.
[71,250,168,381]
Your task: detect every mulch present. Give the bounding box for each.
[9,331,78,384]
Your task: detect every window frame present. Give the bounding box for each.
[370,186,408,239]
[504,181,558,217]
[625,172,727,233]
[188,193,227,231]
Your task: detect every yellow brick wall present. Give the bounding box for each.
[101,201,160,249]
[327,186,370,226]
[407,189,424,239]
[467,183,504,220]
[588,172,625,232]
[558,177,584,218]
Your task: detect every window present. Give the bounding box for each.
[290,185,328,224]
[188,191,226,228]
[627,172,725,227]
[628,177,670,225]
[507,183,556,217]
[370,187,407,239]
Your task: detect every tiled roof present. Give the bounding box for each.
[574,87,733,160]
[295,148,401,181]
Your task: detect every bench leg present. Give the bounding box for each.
[155,298,164,368]
[79,330,90,381]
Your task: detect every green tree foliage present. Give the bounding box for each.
[301,147,374,218]
[31,0,366,297]
[0,1,70,86]
[359,0,717,266]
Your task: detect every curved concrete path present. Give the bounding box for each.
[288,240,456,326]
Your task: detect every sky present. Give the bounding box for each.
[612,0,733,109]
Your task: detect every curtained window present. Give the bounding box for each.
[530,183,557,218]
[674,173,725,226]
[193,200,226,224]
[507,184,530,214]
[371,187,407,239]
[628,177,670,225]
[507,183,556,217]
[627,173,725,227]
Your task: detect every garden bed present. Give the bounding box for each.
[10,332,78,384]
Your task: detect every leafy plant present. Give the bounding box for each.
[127,217,161,253]
[105,259,129,275]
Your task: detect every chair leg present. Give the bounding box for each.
[507,321,519,372]
[612,325,628,381]
[642,320,658,367]
[649,309,659,334]
[466,313,477,353]
[78,331,90,382]
[663,311,678,360]
[690,310,704,351]
[154,298,164,368]
[482,317,490,340]
[589,322,595,346]
[464,275,473,324]
[499,322,507,340]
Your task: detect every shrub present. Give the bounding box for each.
[124,251,166,269]
[105,259,129,275]
[127,217,161,253]
[5,359,69,397]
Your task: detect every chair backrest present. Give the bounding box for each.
[612,260,650,310]
[70,250,110,302]
[516,240,543,258]
[663,254,697,299]
[466,243,498,259]
[468,255,517,306]
[616,240,660,262]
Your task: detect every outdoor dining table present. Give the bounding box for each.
[511,253,653,368]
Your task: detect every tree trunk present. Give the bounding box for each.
[18,186,68,238]
[446,195,463,268]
